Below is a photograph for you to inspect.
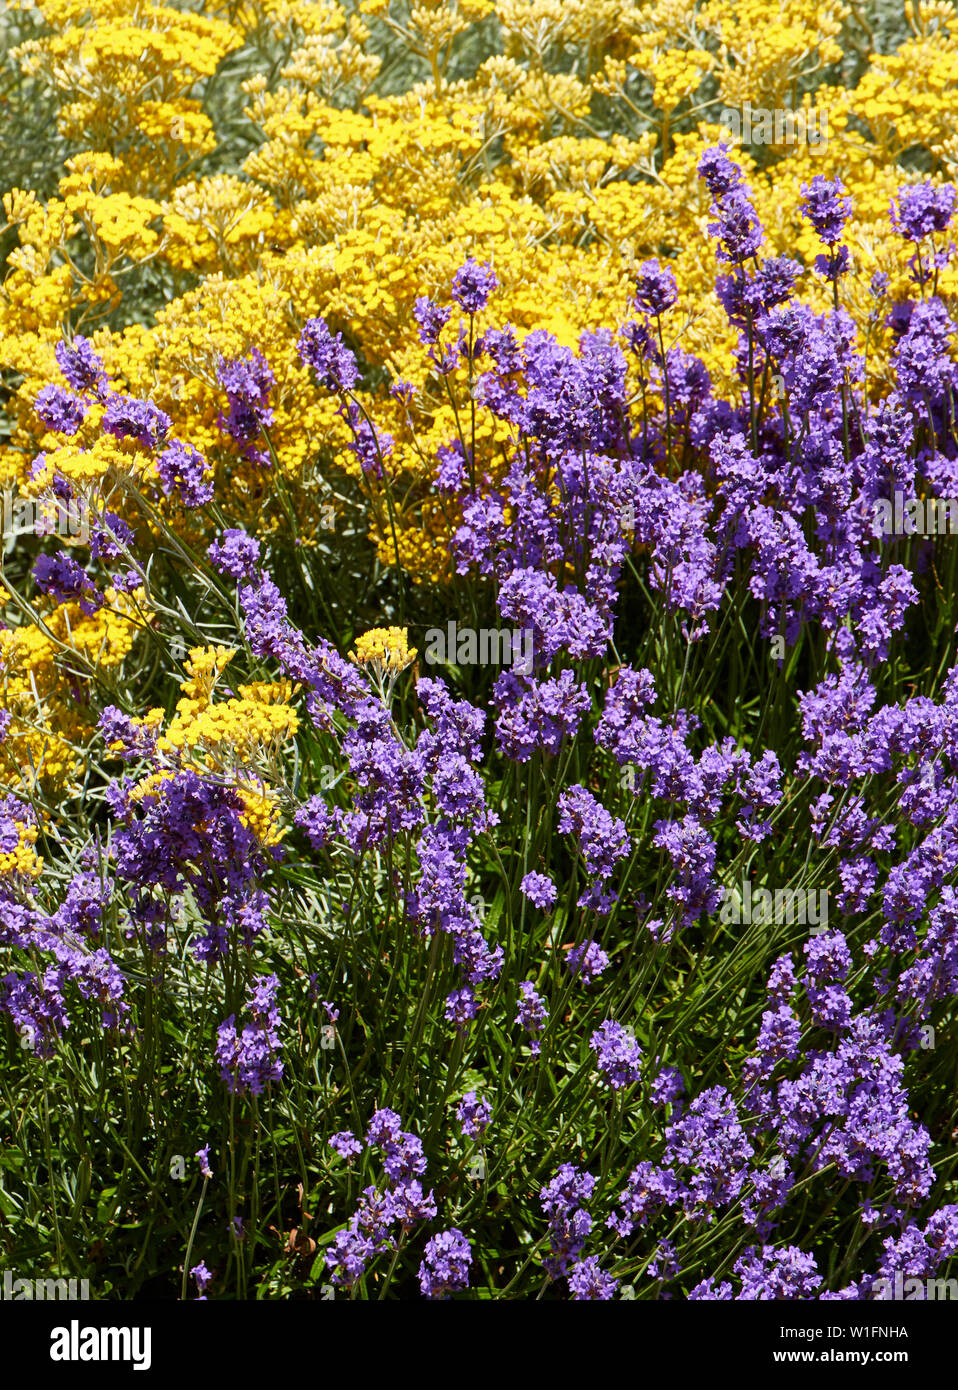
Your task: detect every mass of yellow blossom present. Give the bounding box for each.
[3,0,958,797]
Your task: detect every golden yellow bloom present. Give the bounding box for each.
[349,627,417,674]
[178,646,237,706]
[237,785,286,847]
[5,0,958,595]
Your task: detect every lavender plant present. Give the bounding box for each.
[3,152,958,1301]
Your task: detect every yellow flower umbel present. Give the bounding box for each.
[236,783,286,847]
[178,645,237,706]
[156,652,299,777]
[349,626,417,699]
[11,0,958,588]
[350,626,416,671]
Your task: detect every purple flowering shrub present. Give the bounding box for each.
[4,155,958,1300]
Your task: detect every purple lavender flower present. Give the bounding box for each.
[664,1085,753,1218]
[329,1131,362,1160]
[55,336,108,397]
[451,259,498,314]
[520,871,557,910]
[49,871,111,941]
[35,384,86,434]
[815,245,851,282]
[445,987,479,1031]
[567,939,609,984]
[650,1065,684,1108]
[802,929,853,1031]
[190,1261,212,1298]
[556,785,629,884]
[568,1256,619,1300]
[589,1020,642,1089]
[688,1277,734,1300]
[364,1084,407,1141]
[606,1162,680,1239]
[325,1228,376,1289]
[386,1179,437,1230]
[217,349,274,461]
[801,176,852,244]
[156,439,213,507]
[595,665,657,763]
[652,814,721,929]
[456,1090,491,1139]
[540,1165,596,1279]
[734,1245,822,1299]
[649,1239,680,1281]
[33,553,103,616]
[207,528,261,580]
[413,297,452,345]
[870,270,889,299]
[390,378,415,405]
[102,394,171,450]
[891,182,957,241]
[344,400,392,477]
[99,705,159,761]
[633,259,678,316]
[196,1145,213,1179]
[89,510,133,562]
[753,1003,802,1067]
[215,974,283,1095]
[1,970,70,1056]
[298,317,360,390]
[435,439,468,491]
[419,1229,471,1298]
[698,145,743,199]
[365,1108,427,1182]
[110,767,276,959]
[494,671,591,761]
[709,186,764,264]
[516,980,548,1054]
[416,677,486,761]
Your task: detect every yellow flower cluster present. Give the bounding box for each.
[236,784,286,847]
[155,648,299,769]
[176,644,236,705]
[349,626,417,673]
[0,585,147,790]
[3,0,958,597]
[10,0,240,193]
[125,767,175,805]
[156,695,300,762]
